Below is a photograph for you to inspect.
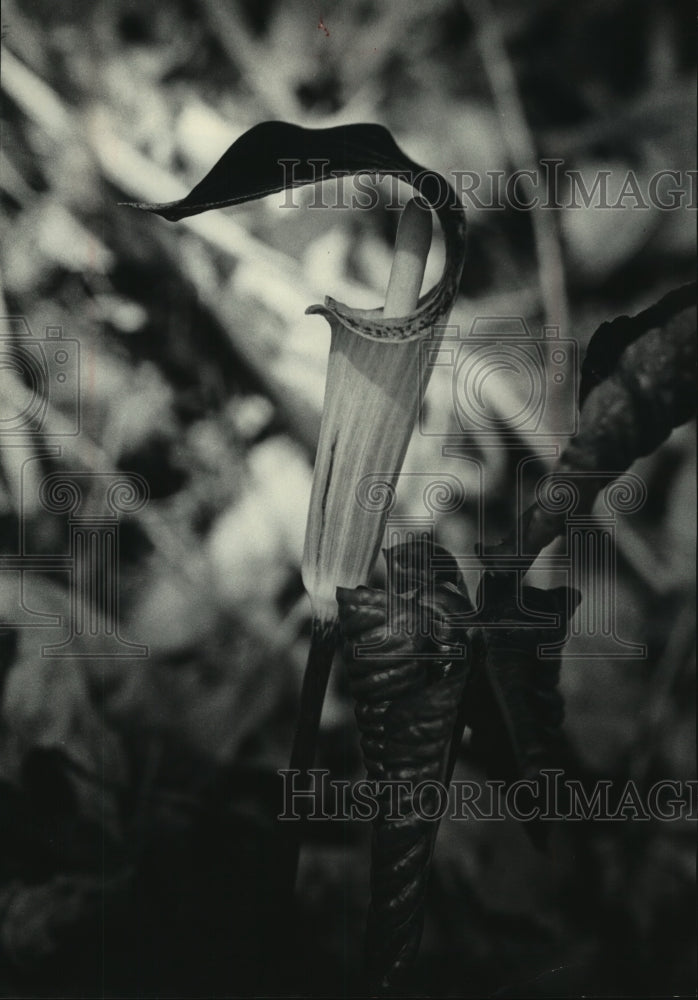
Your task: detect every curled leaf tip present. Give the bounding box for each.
[337,541,470,990]
[580,281,697,405]
[497,283,698,565]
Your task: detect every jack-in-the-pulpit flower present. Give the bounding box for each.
[302,192,464,626]
[303,197,435,624]
[125,119,467,928]
[126,121,466,623]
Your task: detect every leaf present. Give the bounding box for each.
[580,282,697,405]
[129,121,411,218]
[478,284,698,564]
[124,120,466,343]
[337,540,582,979]
[336,542,470,992]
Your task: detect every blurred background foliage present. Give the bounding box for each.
[0,0,695,995]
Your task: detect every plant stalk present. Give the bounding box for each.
[279,616,337,898]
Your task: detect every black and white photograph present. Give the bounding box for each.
[0,1,696,996]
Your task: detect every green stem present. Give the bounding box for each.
[280,615,338,894]
[445,624,491,786]
[264,618,337,991]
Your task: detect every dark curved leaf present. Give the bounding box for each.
[580,282,696,405]
[475,286,698,565]
[483,283,696,565]
[521,289,697,556]
[126,121,425,219]
[124,120,466,342]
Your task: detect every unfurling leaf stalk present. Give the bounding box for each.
[480,282,697,569]
[337,542,470,993]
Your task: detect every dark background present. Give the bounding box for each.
[0,0,695,996]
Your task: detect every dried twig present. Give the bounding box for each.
[463,0,569,331]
